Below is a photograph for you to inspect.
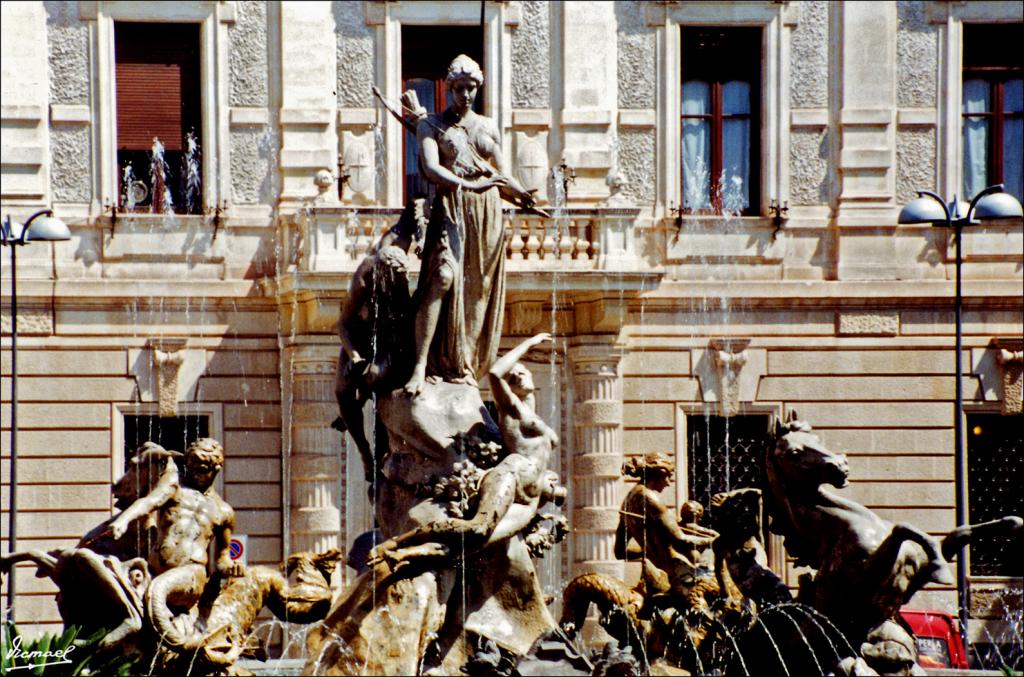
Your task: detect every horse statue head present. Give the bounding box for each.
[762,414,852,568]
[767,416,850,494]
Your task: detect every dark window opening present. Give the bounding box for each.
[680,26,762,215]
[401,25,484,203]
[115,22,203,214]
[123,414,210,470]
[961,24,1024,202]
[967,413,1023,577]
[686,414,769,509]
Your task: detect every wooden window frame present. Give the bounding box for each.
[961,25,1024,196]
[680,26,762,216]
[114,21,203,214]
[84,3,230,218]
[111,402,223,502]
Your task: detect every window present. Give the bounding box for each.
[680,27,761,214]
[686,414,768,509]
[967,413,1023,577]
[401,25,483,202]
[962,24,1023,202]
[115,22,203,214]
[123,414,210,470]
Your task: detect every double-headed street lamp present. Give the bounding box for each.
[1,209,71,617]
[898,184,1023,653]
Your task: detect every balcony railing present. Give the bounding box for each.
[288,206,645,276]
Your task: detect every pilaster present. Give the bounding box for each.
[556,2,616,203]
[569,336,625,579]
[286,348,342,554]
[835,1,898,228]
[278,2,339,206]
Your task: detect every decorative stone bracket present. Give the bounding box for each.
[507,301,545,336]
[994,338,1024,415]
[694,338,765,417]
[130,339,206,414]
[154,346,186,417]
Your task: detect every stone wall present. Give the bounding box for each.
[1,338,284,630]
[45,2,92,205]
[618,301,1024,605]
[512,0,550,109]
[229,1,269,108]
[790,128,830,206]
[790,0,829,110]
[334,0,374,109]
[896,1,938,109]
[615,1,655,110]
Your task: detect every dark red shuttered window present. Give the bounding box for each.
[115,22,202,213]
[680,26,762,215]
[401,25,484,203]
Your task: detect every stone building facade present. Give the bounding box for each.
[1,0,1021,650]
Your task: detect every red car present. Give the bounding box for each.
[899,608,969,670]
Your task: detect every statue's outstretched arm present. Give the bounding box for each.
[108,476,178,539]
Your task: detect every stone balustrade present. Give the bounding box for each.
[290,206,643,275]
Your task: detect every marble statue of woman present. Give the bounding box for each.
[403,54,537,395]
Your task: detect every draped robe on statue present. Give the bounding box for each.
[416,108,506,382]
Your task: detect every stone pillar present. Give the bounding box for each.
[556,1,616,203]
[836,0,897,230]
[279,1,339,205]
[288,351,342,554]
[569,337,625,579]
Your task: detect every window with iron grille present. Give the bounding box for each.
[122,414,210,470]
[401,25,484,203]
[967,413,1024,577]
[115,22,203,214]
[686,414,768,508]
[680,27,762,215]
[961,24,1023,202]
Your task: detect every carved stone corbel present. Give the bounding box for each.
[710,338,751,417]
[994,338,1024,415]
[151,339,188,417]
[508,301,545,336]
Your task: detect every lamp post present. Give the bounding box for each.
[898,184,1023,654]
[1,209,71,618]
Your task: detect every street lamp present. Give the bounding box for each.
[1,209,71,618]
[898,184,1023,654]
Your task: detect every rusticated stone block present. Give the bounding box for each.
[290,402,339,425]
[1,309,53,335]
[512,0,550,108]
[574,400,623,426]
[573,506,621,532]
[837,311,899,336]
[573,453,623,478]
[969,583,1022,620]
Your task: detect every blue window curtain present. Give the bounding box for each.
[682,80,711,209]
[962,78,991,198]
[722,80,751,212]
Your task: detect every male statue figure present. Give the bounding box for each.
[334,198,422,482]
[108,437,243,649]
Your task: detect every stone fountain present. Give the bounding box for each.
[4,54,1021,677]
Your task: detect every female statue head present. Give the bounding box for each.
[506,362,536,399]
[623,452,675,490]
[445,54,484,88]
